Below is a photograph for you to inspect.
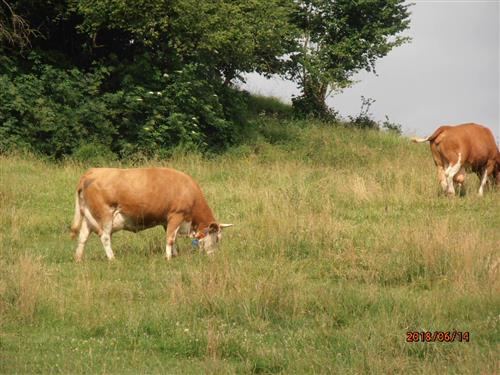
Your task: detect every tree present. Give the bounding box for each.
[289,0,411,117]
[0,0,300,156]
[66,0,298,84]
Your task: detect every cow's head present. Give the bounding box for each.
[193,223,233,254]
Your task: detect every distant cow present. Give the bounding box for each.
[71,167,233,261]
[412,123,500,196]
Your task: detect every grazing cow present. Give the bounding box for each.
[412,123,500,196]
[70,167,233,261]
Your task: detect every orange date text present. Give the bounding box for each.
[406,331,470,343]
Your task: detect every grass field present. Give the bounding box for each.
[1,121,499,374]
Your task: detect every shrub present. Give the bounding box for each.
[71,143,117,165]
[348,96,379,130]
[381,115,403,135]
[0,59,242,158]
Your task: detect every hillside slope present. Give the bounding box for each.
[1,121,499,374]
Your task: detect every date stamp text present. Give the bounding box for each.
[406,331,470,343]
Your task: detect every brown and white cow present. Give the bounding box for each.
[412,123,500,196]
[70,167,233,261]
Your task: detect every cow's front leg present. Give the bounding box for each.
[165,215,184,260]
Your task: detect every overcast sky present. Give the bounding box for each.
[241,1,500,141]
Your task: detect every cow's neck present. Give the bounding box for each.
[192,197,216,230]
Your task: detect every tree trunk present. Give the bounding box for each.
[296,75,330,117]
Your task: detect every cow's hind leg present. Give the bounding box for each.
[455,166,466,196]
[444,153,462,196]
[99,220,115,261]
[74,220,91,262]
[436,165,448,193]
[165,214,184,260]
[431,143,447,193]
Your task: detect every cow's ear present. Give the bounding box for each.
[219,223,234,229]
[208,222,220,234]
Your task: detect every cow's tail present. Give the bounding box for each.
[70,190,82,239]
[411,136,429,143]
[70,178,86,240]
[411,126,448,144]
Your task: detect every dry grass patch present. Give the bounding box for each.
[0,255,51,321]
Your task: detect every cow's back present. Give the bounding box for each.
[434,124,498,167]
[80,168,202,222]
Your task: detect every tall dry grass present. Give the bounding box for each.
[0,123,499,374]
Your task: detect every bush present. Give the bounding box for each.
[0,59,242,158]
[381,115,402,135]
[71,143,117,165]
[0,64,113,158]
[347,97,402,135]
[348,96,379,130]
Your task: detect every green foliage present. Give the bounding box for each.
[0,57,241,158]
[291,83,338,120]
[290,0,411,116]
[165,0,298,81]
[0,62,114,157]
[71,143,117,165]
[0,0,299,157]
[0,0,410,155]
[70,0,297,79]
[245,94,294,119]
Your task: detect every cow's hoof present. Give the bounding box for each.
[75,256,83,263]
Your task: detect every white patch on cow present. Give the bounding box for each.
[111,210,138,232]
[165,243,173,260]
[444,153,462,195]
[478,168,489,196]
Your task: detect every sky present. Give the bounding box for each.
[241,1,500,141]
